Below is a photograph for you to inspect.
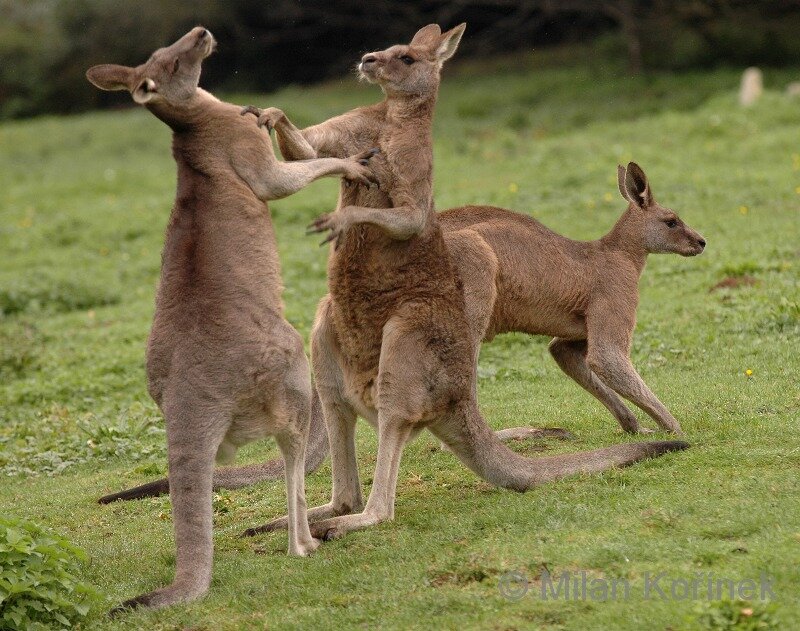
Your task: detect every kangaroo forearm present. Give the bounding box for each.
[344,205,427,240]
[275,118,318,160]
[266,158,352,200]
[300,113,373,158]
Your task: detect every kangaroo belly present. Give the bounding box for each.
[327,227,473,411]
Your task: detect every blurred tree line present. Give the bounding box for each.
[1,0,800,119]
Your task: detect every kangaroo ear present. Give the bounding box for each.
[86,64,134,91]
[617,165,628,200]
[436,23,466,62]
[411,24,442,48]
[132,78,157,104]
[622,162,653,209]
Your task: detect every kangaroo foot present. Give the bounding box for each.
[109,582,207,616]
[288,537,321,557]
[495,427,574,441]
[439,426,573,452]
[308,510,385,541]
[242,501,358,537]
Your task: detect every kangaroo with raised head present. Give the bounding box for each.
[96,24,570,506]
[86,27,374,611]
[239,24,688,541]
[101,37,700,508]
[440,162,706,435]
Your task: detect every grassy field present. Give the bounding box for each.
[1,46,799,630]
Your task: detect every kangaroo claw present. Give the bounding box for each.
[240,105,262,117]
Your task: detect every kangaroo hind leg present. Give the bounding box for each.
[111,393,228,614]
[242,297,363,537]
[549,337,644,434]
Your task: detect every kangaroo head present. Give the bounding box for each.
[358,23,466,97]
[617,162,706,257]
[86,27,215,109]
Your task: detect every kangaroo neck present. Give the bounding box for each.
[146,88,220,132]
[599,209,649,275]
[384,90,437,126]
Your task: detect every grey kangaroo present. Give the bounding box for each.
[102,33,695,508]
[239,24,688,541]
[87,27,374,611]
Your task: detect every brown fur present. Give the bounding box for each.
[86,27,374,612]
[238,24,688,541]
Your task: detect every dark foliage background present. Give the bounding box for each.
[2,0,800,119]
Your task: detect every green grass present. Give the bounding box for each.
[1,47,799,630]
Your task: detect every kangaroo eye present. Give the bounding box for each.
[399,55,415,65]
[173,59,180,73]
[665,219,678,228]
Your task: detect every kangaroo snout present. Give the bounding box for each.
[359,54,379,77]
[688,230,706,255]
[192,26,215,54]
[192,26,210,41]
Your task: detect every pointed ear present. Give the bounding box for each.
[617,165,628,200]
[86,64,135,91]
[436,23,466,62]
[411,24,442,48]
[622,162,653,208]
[132,78,157,104]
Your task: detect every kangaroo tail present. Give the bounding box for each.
[97,386,331,504]
[430,401,688,492]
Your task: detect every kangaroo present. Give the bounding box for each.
[439,162,706,435]
[86,27,374,612]
[95,25,570,506]
[101,37,698,508]
[235,24,688,541]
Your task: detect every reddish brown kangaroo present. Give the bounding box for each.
[86,27,374,612]
[237,24,687,541]
[440,162,706,435]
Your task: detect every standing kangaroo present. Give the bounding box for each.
[440,162,706,435]
[95,24,569,508]
[238,24,687,541]
[86,27,374,611]
[101,34,699,507]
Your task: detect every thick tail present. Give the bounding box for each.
[430,401,688,492]
[97,386,331,504]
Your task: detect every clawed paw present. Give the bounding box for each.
[256,107,285,132]
[344,148,379,188]
[355,147,380,165]
[240,104,262,118]
[239,106,285,132]
[306,213,347,249]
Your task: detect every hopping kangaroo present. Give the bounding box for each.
[87,27,374,611]
[440,163,706,435]
[239,24,687,541]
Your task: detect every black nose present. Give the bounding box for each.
[362,55,377,65]
[698,238,706,248]
[199,29,208,38]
